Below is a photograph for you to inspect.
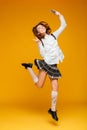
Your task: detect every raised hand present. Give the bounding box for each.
[50,9,60,16]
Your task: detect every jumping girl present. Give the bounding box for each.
[21,9,67,121]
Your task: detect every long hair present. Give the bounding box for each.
[32,21,51,40]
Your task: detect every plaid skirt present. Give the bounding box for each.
[34,59,62,79]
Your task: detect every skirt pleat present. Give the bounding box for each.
[34,59,62,79]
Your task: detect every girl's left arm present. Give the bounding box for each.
[51,10,67,38]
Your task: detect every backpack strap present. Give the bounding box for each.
[40,39,44,47]
[51,33,56,40]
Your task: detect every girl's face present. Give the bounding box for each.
[36,24,46,35]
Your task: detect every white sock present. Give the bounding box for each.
[51,91,58,111]
[27,67,38,83]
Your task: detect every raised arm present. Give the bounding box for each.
[51,9,67,38]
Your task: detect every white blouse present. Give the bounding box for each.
[38,14,67,65]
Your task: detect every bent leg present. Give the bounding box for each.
[22,63,47,88]
[27,67,47,88]
[36,70,47,88]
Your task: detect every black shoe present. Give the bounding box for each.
[21,63,33,69]
[48,108,58,121]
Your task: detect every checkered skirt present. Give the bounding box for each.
[34,59,62,79]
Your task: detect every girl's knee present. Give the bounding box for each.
[35,82,43,88]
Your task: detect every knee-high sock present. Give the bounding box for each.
[27,67,38,83]
[51,91,58,111]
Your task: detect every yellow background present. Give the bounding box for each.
[0,0,87,107]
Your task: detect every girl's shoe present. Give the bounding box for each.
[21,63,33,69]
[48,108,58,121]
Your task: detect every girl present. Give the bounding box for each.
[21,9,67,121]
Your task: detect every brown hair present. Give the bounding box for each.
[32,21,51,40]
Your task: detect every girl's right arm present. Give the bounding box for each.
[33,37,45,58]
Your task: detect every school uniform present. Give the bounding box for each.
[34,15,67,79]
